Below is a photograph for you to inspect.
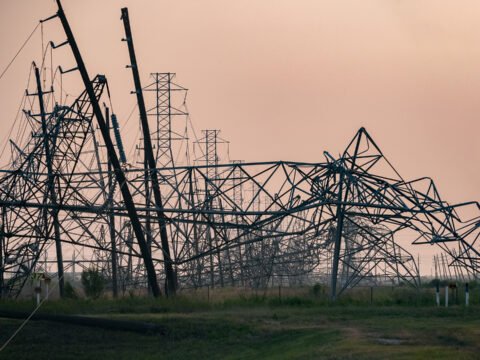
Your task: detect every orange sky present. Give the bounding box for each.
[0,0,479,274]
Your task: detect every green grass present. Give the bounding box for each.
[1,291,479,359]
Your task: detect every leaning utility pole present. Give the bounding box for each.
[105,107,118,298]
[34,64,65,297]
[52,0,161,297]
[0,207,5,298]
[121,7,177,296]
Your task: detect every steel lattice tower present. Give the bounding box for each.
[143,72,188,168]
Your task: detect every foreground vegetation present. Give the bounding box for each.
[0,287,479,359]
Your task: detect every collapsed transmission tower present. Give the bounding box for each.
[0,1,479,301]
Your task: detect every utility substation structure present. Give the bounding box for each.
[0,0,479,301]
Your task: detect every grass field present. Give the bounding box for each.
[0,288,479,359]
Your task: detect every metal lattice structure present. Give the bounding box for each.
[0,0,479,300]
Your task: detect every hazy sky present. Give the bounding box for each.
[0,1,479,271]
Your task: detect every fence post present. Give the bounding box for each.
[34,280,41,306]
[465,283,469,306]
[445,285,449,308]
[435,282,440,307]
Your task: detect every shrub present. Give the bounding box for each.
[312,283,325,297]
[426,278,449,288]
[64,281,78,299]
[81,268,105,299]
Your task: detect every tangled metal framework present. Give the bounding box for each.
[0,1,478,299]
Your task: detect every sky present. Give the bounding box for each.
[0,0,479,274]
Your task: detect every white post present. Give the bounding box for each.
[73,253,76,281]
[435,283,440,307]
[445,285,449,308]
[35,280,41,306]
[465,283,469,307]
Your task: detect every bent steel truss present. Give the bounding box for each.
[0,1,478,299]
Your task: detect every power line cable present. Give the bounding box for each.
[0,23,40,82]
[0,256,76,353]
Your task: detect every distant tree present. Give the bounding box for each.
[427,278,448,288]
[64,281,78,299]
[81,268,105,299]
[312,283,324,297]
